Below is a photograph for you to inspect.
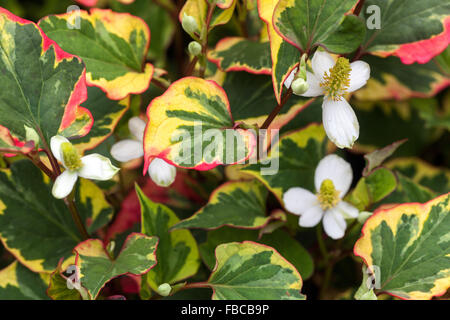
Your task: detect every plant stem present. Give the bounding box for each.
[183,282,210,290]
[185,56,199,76]
[260,88,293,130]
[199,2,215,78]
[65,193,90,240]
[353,0,365,16]
[316,225,330,264]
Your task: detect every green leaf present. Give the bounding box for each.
[363,139,407,176]
[0,8,90,146]
[273,0,358,52]
[173,180,275,230]
[0,160,113,273]
[361,0,450,55]
[241,124,327,203]
[199,227,314,279]
[354,193,450,300]
[136,185,200,290]
[321,14,366,54]
[354,55,450,101]
[39,8,154,100]
[75,233,158,299]
[143,77,256,171]
[257,0,300,103]
[347,168,398,211]
[0,261,49,300]
[208,38,271,74]
[207,241,306,300]
[46,259,85,300]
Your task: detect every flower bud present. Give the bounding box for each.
[357,211,373,224]
[182,13,198,34]
[148,158,176,187]
[188,41,202,56]
[291,78,309,95]
[157,283,172,297]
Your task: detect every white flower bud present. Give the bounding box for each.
[24,125,40,146]
[357,211,373,224]
[188,41,202,56]
[182,13,198,34]
[148,158,176,187]
[157,283,172,297]
[291,78,309,95]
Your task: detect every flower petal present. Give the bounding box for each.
[314,154,353,196]
[284,67,298,89]
[50,135,70,164]
[128,117,146,142]
[110,139,144,162]
[311,51,335,81]
[322,97,359,149]
[336,201,359,219]
[301,71,324,97]
[348,61,371,92]
[283,187,318,215]
[52,170,78,199]
[78,154,119,181]
[148,158,177,187]
[299,204,324,227]
[323,209,347,239]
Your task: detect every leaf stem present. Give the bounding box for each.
[199,1,215,78]
[183,282,210,290]
[65,192,90,240]
[260,88,293,130]
[316,224,330,264]
[353,0,365,16]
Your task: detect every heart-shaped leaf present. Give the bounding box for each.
[207,241,306,300]
[74,233,158,299]
[0,8,91,146]
[143,77,256,172]
[39,9,154,100]
[354,193,450,300]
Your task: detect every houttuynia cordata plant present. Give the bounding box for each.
[0,0,449,301]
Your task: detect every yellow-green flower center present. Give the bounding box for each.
[320,57,351,101]
[61,142,82,171]
[317,179,340,210]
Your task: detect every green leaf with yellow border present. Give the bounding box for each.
[199,227,314,279]
[206,241,306,300]
[39,8,154,100]
[272,0,358,52]
[0,8,91,147]
[143,77,256,172]
[241,124,327,204]
[173,180,273,230]
[74,233,158,299]
[257,0,300,103]
[208,37,271,75]
[136,185,200,290]
[354,193,450,300]
[0,160,113,273]
[0,261,49,300]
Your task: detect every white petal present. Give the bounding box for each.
[311,51,335,82]
[299,205,324,227]
[52,170,78,199]
[50,135,70,164]
[314,154,353,196]
[301,71,324,97]
[348,61,371,93]
[336,201,359,219]
[284,67,298,89]
[322,97,359,149]
[110,139,144,162]
[323,209,347,239]
[283,187,318,215]
[128,117,146,142]
[148,158,176,187]
[78,154,119,181]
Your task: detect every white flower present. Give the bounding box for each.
[51,136,119,199]
[283,154,359,239]
[110,117,177,187]
[298,51,370,149]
